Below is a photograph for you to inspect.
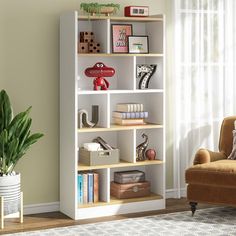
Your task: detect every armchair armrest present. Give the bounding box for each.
[193,149,227,165]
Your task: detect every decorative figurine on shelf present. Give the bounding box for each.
[78,105,99,128]
[78,31,101,54]
[85,62,115,90]
[136,133,149,161]
[136,64,157,89]
[145,149,156,160]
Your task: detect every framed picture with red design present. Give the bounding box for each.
[111,24,133,53]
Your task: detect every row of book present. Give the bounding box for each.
[77,172,99,205]
[113,103,148,125]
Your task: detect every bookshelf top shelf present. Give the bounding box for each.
[78,159,164,171]
[78,15,164,22]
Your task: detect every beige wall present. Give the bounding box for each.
[0,0,173,205]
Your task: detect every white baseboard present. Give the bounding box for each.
[24,202,60,215]
[166,188,186,199]
[23,188,186,215]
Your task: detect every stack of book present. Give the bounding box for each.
[113,103,148,125]
[77,172,99,205]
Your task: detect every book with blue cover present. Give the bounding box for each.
[87,173,94,203]
[77,173,83,204]
[112,111,148,119]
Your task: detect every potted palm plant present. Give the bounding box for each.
[0,90,43,215]
[80,3,120,16]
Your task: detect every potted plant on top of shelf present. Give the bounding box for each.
[0,90,43,215]
[80,2,120,16]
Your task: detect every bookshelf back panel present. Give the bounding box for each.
[145,165,164,195]
[78,94,108,128]
[117,130,135,163]
[146,21,163,54]
[77,56,134,90]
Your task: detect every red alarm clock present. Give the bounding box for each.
[85,62,115,90]
[124,6,149,17]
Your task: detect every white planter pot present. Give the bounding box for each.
[0,173,21,215]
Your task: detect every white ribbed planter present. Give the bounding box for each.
[0,173,21,215]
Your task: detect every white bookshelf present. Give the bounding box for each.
[60,11,166,220]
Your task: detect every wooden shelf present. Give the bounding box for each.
[78,15,163,22]
[78,193,163,208]
[78,159,164,171]
[77,89,164,95]
[78,53,164,57]
[78,123,163,133]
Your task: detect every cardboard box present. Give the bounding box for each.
[79,148,119,166]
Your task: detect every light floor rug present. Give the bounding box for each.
[5,207,236,236]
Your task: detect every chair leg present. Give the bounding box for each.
[189,202,198,216]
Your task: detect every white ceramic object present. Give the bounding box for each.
[0,173,21,215]
[83,143,101,151]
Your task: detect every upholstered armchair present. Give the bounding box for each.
[185,116,236,215]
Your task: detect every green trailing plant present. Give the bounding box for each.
[80,3,120,15]
[0,90,43,176]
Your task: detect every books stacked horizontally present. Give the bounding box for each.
[77,172,99,205]
[113,103,148,125]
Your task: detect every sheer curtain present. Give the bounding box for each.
[174,0,236,197]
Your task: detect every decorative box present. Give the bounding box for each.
[111,181,150,199]
[114,170,145,184]
[79,148,119,166]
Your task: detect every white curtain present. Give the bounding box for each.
[174,0,236,196]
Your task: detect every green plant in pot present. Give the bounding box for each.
[80,3,120,16]
[0,90,43,215]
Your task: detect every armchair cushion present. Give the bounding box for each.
[193,149,226,165]
[186,159,236,187]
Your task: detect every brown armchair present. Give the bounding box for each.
[185,116,236,215]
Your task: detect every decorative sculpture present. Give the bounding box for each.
[85,62,115,90]
[136,133,149,161]
[145,149,156,160]
[136,64,157,89]
[78,105,99,128]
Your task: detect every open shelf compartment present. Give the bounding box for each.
[77,56,135,91]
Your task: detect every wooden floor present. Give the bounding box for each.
[0,198,213,235]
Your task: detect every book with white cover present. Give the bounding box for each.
[116,103,144,112]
